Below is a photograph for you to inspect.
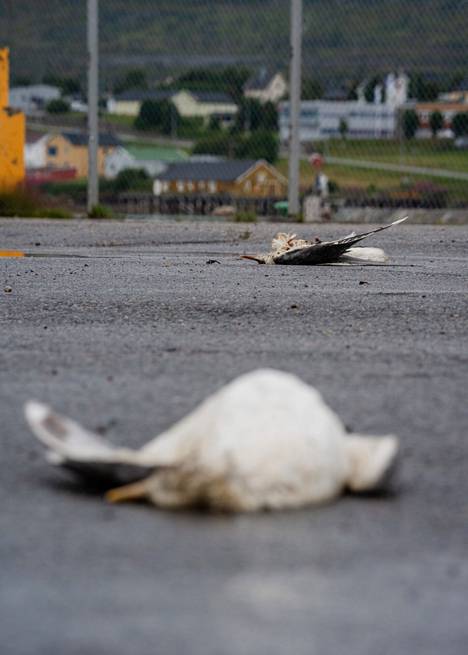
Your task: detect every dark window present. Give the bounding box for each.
[48,146,57,156]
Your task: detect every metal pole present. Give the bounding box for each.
[288,0,303,217]
[87,0,99,213]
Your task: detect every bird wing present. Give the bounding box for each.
[273,216,407,265]
[25,401,153,483]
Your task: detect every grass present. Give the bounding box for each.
[320,139,468,173]
[278,142,468,205]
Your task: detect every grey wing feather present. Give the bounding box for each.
[273,216,407,265]
[25,401,152,483]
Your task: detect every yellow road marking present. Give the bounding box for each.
[0,250,25,257]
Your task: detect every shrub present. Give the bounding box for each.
[235,131,279,163]
[0,188,72,218]
[235,210,257,223]
[402,110,420,140]
[46,98,70,114]
[88,204,113,219]
[452,112,468,137]
[113,168,151,192]
[134,99,176,134]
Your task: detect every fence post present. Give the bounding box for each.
[87,0,99,213]
[288,0,303,218]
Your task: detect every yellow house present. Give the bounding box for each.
[44,132,121,178]
[154,160,287,198]
[0,48,25,190]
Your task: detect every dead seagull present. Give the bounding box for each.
[242,216,407,265]
[25,369,399,512]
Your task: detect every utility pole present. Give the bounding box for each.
[87,0,99,213]
[288,0,303,217]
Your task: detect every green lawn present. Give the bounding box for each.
[277,157,468,205]
[321,139,468,174]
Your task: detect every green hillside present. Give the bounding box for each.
[1,0,466,83]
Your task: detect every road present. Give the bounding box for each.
[1,218,467,655]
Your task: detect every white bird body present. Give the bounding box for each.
[25,370,399,512]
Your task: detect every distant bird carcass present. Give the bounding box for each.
[25,369,399,513]
[242,216,407,265]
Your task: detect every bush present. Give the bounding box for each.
[0,188,72,218]
[88,204,112,219]
[134,99,177,134]
[235,130,279,163]
[193,133,232,157]
[452,112,468,137]
[402,110,420,140]
[46,98,70,114]
[235,210,257,223]
[113,168,151,192]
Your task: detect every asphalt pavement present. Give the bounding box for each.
[1,217,467,655]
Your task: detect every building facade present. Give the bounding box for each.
[9,84,61,115]
[279,100,397,142]
[108,89,238,127]
[153,160,287,198]
[44,132,121,178]
[244,70,287,105]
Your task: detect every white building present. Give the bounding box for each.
[25,132,49,169]
[107,89,238,127]
[244,70,288,105]
[280,71,409,142]
[10,85,61,114]
[279,100,397,142]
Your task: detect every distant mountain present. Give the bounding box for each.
[1,0,466,84]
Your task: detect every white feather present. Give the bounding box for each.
[25,370,399,512]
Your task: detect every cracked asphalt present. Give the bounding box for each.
[1,217,467,655]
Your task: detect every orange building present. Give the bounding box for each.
[154,160,287,198]
[0,48,25,190]
[44,132,121,178]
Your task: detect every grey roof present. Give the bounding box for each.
[189,91,235,104]
[244,68,277,92]
[62,132,121,147]
[115,89,176,102]
[157,160,258,182]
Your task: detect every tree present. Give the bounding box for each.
[193,133,231,157]
[113,168,150,192]
[235,131,279,163]
[46,98,70,114]
[208,115,222,131]
[234,99,278,133]
[364,76,381,103]
[43,75,81,95]
[134,99,177,134]
[409,74,439,101]
[429,110,444,137]
[402,109,420,140]
[114,69,148,95]
[302,78,323,100]
[339,118,348,140]
[451,112,468,137]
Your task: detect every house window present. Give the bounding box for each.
[177,181,185,192]
[257,172,266,184]
[48,146,57,157]
[187,181,194,192]
[244,181,252,192]
[199,181,205,191]
[208,180,217,193]
[162,182,169,193]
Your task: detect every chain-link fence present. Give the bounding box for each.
[1,0,468,216]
